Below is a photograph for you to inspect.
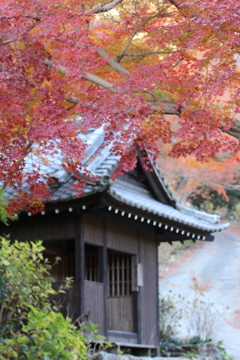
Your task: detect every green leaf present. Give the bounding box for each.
[1,259,10,266]
[17,336,30,344]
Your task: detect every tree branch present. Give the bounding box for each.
[44,58,118,92]
[114,8,171,63]
[2,0,123,46]
[45,53,240,142]
[95,49,178,116]
[124,51,173,58]
[167,0,182,10]
[221,118,240,142]
[82,73,118,92]
[92,0,125,13]
[97,48,129,75]
[2,20,41,45]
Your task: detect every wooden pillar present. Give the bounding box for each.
[155,235,160,355]
[75,213,85,317]
[136,229,142,344]
[103,220,108,337]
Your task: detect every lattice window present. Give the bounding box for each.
[85,253,98,281]
[108,252,132,297]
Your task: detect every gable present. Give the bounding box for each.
[118,161,155,195]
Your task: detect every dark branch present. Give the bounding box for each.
[92,0,124,13]
[221,118,240,142]
[114,8,171,63]
[167,0,182,10]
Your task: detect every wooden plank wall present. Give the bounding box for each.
[139,230,159,346]
[3,213,75,241]
[106,221,138,254]
[82,213,104,246]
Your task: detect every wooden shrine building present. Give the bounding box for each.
[1,129,228,355]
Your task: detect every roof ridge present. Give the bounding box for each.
[176,203,221,224]
[147,152,176,204]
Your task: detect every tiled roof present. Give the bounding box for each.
[5,128,228,234]
[5,130,105,202]
[108,181,229,233]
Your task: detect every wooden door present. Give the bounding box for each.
[107,252,134,332]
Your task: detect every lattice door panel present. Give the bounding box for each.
[85,252,99,282]
[108,252,132,297]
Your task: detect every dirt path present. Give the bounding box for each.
[160,230,240,359]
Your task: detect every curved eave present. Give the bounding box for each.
[176,203,221,224]
[107,184,229,234]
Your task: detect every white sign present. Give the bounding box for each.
[137,263,143,287]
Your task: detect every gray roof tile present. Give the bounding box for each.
[108,183,229,233]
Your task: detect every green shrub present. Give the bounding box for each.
[188,336,212,345]
[0,237,91,359]
[0,307,87,360]
[0,238,58,334]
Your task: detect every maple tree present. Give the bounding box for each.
[159,149,240,206]
[0,0,240,213]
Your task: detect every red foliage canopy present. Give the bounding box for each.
[0,0,240,211]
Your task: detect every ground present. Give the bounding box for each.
[160,229,240,360]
